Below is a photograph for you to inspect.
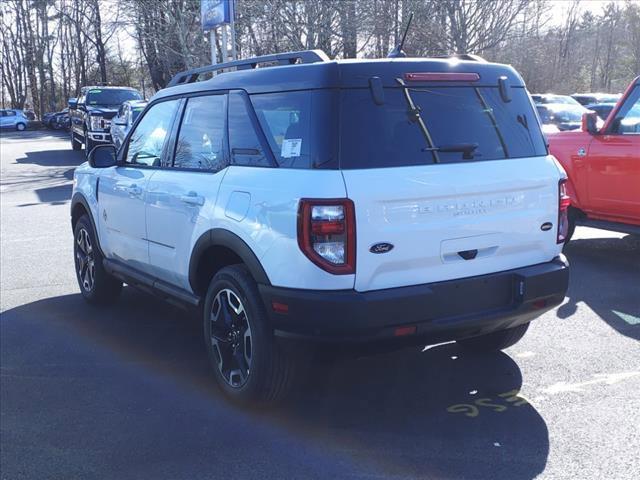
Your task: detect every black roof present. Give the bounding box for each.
[154,53,525,102]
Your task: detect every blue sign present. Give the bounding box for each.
[201,0,233,30]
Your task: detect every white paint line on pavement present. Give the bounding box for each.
[612,310,640,325]
[542,371,640,394]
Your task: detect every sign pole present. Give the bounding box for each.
[230,0,237,60]
[210,30,217,65]
[221,25,228,63]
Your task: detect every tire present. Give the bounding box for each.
[566,207,578,243]
[73,214,122,305]
[457,322,530,353]
[71,131,82,151]
[203,265,298,404]
[16,122,26,131]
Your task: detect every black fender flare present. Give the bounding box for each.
[189,229,271,291]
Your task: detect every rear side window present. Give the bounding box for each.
[251,90,337,169]
[174,95,227,171]
[340,86,547,168]
[228,92,270,167]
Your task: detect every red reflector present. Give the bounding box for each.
[532,299,547,309]
[311,220,344,235]
[404,72,480,82]
[272,301,289,314]
[394,325,417,337]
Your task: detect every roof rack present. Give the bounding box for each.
[434,54,487,62]
[167,50,330,88]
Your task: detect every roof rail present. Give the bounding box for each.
[434,53,487,63]
[167,50,330,88]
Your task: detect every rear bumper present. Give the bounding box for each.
[260,256,569,343]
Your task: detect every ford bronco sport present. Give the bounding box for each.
[71,50,569,403]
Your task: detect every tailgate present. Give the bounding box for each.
[342,156,562,292]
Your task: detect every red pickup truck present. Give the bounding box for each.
[547,76,640,241]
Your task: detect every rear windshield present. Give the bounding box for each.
[86,89,142,107]
[340,87,547,168]
[250,86,546,169]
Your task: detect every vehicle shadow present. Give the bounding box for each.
[3,144,83,205]
[15,148,84,169]
[560,234,640,340]
[1,290,550,480]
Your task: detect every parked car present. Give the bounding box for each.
[44,108,70,129]
[71,50,569,403]
[531,94,581,106]
[536,103,591,131]
[548,76,640,240]
[42,111,58,127]
[109,100,147,149]
[69,86,143,156]
[0,109,29,131]
[585,103,616,121]
[571,93,621,106]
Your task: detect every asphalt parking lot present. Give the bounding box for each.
[1,130,639,480]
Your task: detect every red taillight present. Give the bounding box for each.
[404,72,480,82]
[298,199,356,275]
[557,179,571,243]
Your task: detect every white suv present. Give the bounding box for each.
[71,50,569,403]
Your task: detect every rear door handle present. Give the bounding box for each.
[180,191,205,206]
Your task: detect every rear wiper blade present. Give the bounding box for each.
[396,78,440,163]
[422,143,479,160]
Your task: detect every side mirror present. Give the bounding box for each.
[582,112,599,135]
[88,144,117,168]
[68,98,77,109]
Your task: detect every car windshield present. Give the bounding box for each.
[549,95,580,106]
[546,105,584,123]
[131,106,145,122]
[339,86,547,167]
[86,89,142,107]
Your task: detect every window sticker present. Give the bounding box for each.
[89,89,102,93]
[281,138,302,158]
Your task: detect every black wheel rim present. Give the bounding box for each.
[209,289,252,388]
[75,227,95,292]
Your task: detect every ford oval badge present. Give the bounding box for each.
[370,242,394,254]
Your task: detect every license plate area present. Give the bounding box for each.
[429,273,514,321]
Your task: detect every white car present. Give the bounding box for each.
[109,100,147,149]
[70,50,570,403]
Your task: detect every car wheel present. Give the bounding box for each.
[456,323,530,353]
[16,122,26,131]
[565,207,578,243]
[73,214,122,304]
[203,265,299,404]
[71,131,82,151]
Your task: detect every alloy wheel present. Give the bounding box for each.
[75,227,95,292]
[209,288,252,388]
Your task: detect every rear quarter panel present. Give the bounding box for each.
[213,166,353,290]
